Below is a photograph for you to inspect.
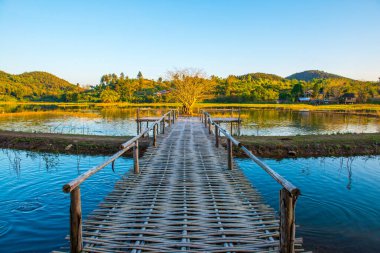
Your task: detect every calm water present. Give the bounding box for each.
[236,156,380,253]
[0,149,132,252]
[238,109,379,136]
[0,104,378,136]
[0,148,379,252]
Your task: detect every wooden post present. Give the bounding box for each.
[280,189,298,253]
[215,125,219,148]
[136,109,140,135]
[70,187,83,253]
[208,118,211,134]
[168,114,171,127]
[227,139,233,170]
[153,124,157,147]
[133,141,139,174]
[237,108,241,136]
[162,120,165,134]
[204,114,207,127]
[230,122,233,135]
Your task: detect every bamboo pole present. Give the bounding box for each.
[280,189,298,253]
[153,124,157,147]
[215,125,219,148]
[133,140,139,174]
[70,187,83,253]
[227,138,233,170]
[136,109,140,135]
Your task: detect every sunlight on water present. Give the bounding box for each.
[0,149,133,253]
[236,156,380,253]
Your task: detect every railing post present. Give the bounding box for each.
[153,124,157,147]
[162,120,165,134]
[136,109,140,135]
[133,141,139,174]
[204,114,207,127]
[208,118,211,134]
[168,113,172,127]
[280,189,298,253]
[215,125,219,148]
[70,187,83,253]
[227,139,233,170]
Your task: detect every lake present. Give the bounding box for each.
[0,149,132,252]
[0,147,379,252]
[0,104,378,136]
[236,155,380,253]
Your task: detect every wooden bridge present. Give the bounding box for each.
[60,110,303,253]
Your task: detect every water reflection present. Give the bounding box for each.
[0,105,378,136]
[338,157,354,190]
[3,149,62,176]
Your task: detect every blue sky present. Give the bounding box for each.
[0,0,379,84]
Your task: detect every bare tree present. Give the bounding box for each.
[168,68,214,114]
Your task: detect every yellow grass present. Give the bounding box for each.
[0,102,379,115]
[0,110,100,118]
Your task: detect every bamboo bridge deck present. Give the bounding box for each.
[68,117,302,253]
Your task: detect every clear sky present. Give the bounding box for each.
[0,0,379,84]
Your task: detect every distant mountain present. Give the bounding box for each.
[0,70,79,101]
[286,70,351,81]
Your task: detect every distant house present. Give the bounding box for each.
[297,97,311,102]
[155,90,171,96]
[340,93,356,104]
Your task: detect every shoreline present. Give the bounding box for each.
[0,130,378,159]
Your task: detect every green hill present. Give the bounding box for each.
[238,72,284,81]
[0,71,79,101]
[286,70,351,81]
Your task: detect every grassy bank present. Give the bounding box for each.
[0,130,378,158]
[1,102,379,116]
[235,133,380,158]
[0,131,150,156]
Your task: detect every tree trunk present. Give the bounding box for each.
[182,104,193,115]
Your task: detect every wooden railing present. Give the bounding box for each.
[202,111,301,253]
[62,109,176,253]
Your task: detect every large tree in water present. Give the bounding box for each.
[169,69,214,115]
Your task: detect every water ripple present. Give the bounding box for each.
[11,200,44,213]
[0,221,11,237]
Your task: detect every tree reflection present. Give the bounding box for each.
[40,153,60,172]
[2,149,61,175]
[339,157,354,190]
[4,150,22,177]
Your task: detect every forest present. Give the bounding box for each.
[0,70,379,104]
